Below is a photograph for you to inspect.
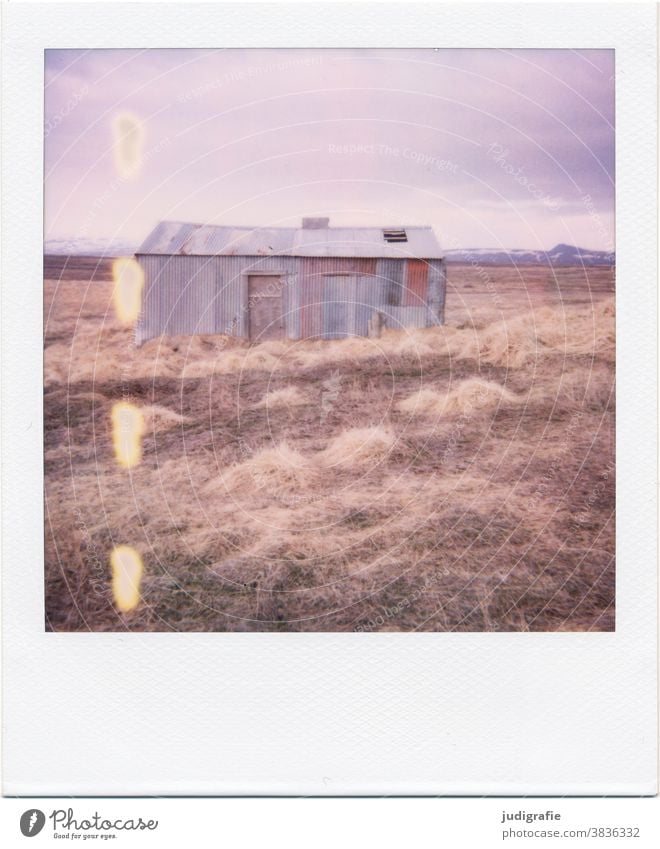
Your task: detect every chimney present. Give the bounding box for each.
[302,217,330,230]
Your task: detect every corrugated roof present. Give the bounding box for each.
[137,221,443,259]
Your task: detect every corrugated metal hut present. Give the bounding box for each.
[134,218,446,345]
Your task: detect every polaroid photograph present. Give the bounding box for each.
[1,1,656,809]
[42,44,619,637]
[41,44,618,636]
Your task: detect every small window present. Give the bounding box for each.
[383,228,408,243]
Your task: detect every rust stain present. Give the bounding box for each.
[403,259,429,307]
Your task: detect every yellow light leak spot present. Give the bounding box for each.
[111,546,143,613]
[111,401,145,468]
[112,112,144,178]
[112,257,144,325]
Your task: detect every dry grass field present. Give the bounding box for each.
[44,258,615,632]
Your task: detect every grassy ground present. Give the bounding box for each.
[44,260,615,632]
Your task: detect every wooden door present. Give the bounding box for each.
[248,275,285,342]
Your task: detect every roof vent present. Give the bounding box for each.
[383,228,408,243]
[302,217,330,229]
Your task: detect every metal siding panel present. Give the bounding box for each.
[347,275,359,336]
[353,281,375,337]
[135,252,440,344]
[376,258,406,306]
[355,258,378,276]
[354,303,371,337]
[322,276,345,339]
[268,258,406,340]
[215,257,244,337]
[135,254,160,344]
[322,275,358,339]
[380,306,430,329]
[214,258,239,337]
[152,257,178,336]
[194,258,217,334]
[358,275,389,309]
[169,257,188,334]
[299,257,324,340]
[427,259,447,324]
[403,259,429,307]
[165,257,212,335]
[284,270,301,340]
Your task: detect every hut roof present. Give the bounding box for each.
[137,220,443,259]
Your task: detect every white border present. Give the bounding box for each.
[1,2,657,795]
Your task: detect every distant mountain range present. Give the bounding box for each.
[44,238,615,267]
[44,237,138,257]
[444,243,614,266]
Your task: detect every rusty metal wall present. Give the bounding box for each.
[298,259,323,340]
[380,305,439,329]
[402,259,430,307]
[298,257,377,339]
[136,254,299,344]
[322,275,356,338]
[320,272,425,339]
[136,254,445,344]
[375,258,406,307]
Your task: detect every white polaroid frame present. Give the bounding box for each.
[1,2,656,796]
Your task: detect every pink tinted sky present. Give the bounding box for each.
[44,48,614,251]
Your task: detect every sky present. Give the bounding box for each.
[44,48,615,251]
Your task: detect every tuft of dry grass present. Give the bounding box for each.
[398,378,525,417]
[253,386,309,409]
[206,441,319,499]
[318,426,396,468]
[142,404,190,431]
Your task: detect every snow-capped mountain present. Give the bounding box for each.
[44,237,138,257]
[445,243,615,266]
[45,237,615,267]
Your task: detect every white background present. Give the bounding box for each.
[1,0,657,818]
